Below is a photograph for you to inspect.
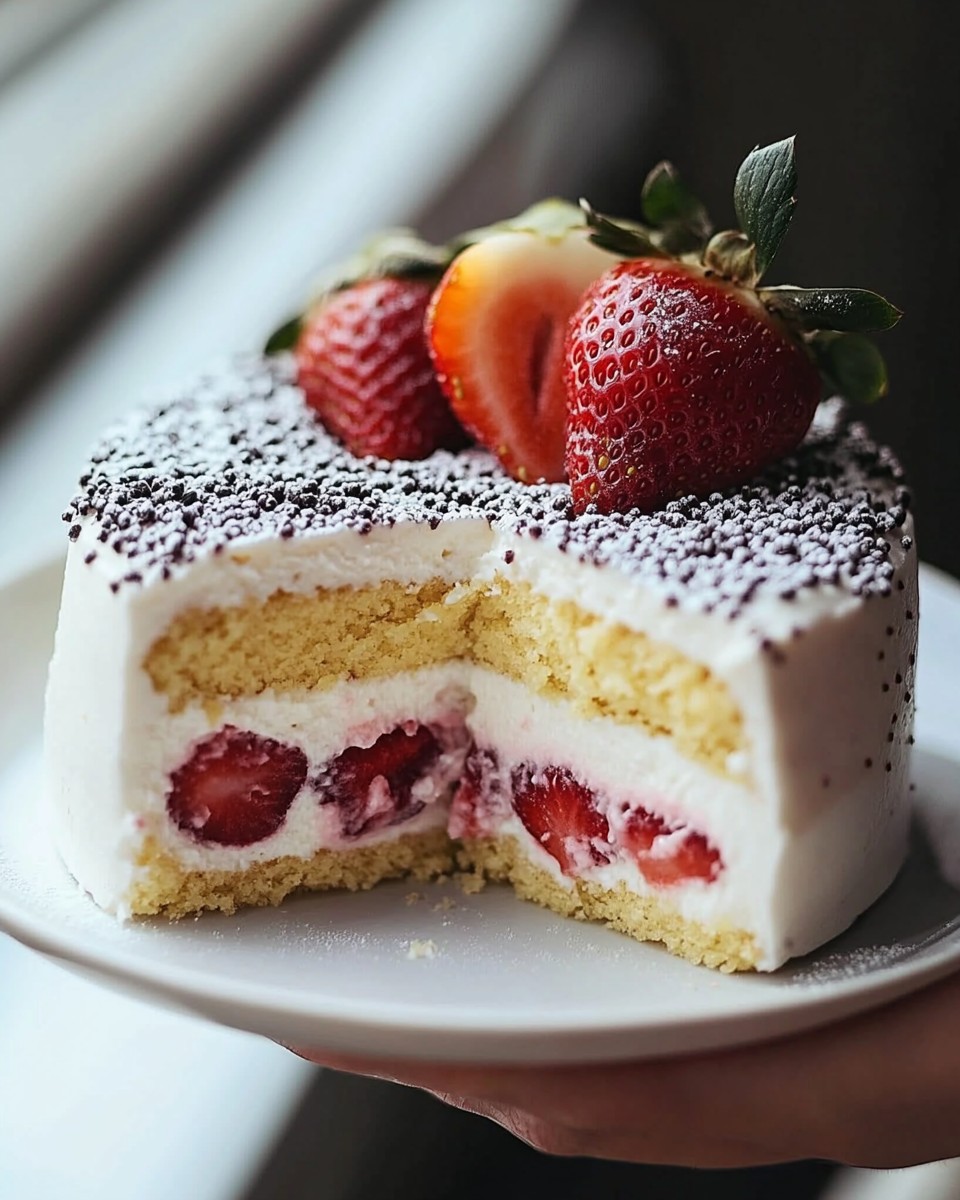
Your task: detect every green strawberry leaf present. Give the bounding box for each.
[580,198,667,259]
[759,285,902,333]
[641,161,712,237]
[265,229,453,353]
[733,136,798,279]
[810,331,889,403]
[265,314,303,355]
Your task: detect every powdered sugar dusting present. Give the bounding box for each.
[787,942,912,985]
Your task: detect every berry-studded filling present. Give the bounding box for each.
[451,744,722,887]
[512,763,612,875]
[448,745,507,840]
[166,726,308,846]
[167,726,721,882]
[166,721,469,848]
[315,722,467,839]
[618,806,721,887]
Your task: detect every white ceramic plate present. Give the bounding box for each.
[2,555,960,1064]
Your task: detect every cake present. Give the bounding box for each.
[44,138,916,972]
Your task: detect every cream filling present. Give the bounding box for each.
[113,666,778,940]
[134,668,473,872]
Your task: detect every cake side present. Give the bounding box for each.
[458,836,761,972]
[130,828,455,918]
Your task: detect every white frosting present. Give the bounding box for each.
[45,521,916,968]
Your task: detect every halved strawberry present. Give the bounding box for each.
[511,763,611,876]
[320,723,441,838]
[426,202,616,482]
[620,809,721,887]
[167,726,307,846]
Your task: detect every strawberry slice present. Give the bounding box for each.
[426,227,614,483]
[449,744,504,839]
[167,726,307,846]
[620,809,721,886]
[321,724,441,838]
[511,764,611,876]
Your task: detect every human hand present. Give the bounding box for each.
[287,969,960,1169]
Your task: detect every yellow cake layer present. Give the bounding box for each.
[458,835,760,972]
[145,576,745,777]
[130,824,757,971]
[128,827,455,918]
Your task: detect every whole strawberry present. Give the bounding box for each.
[267,233,465,460]
[565,137,901,514]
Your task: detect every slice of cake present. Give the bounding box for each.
[44,138,914,971]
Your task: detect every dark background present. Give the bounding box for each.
[651,0,958,581]
[418,0,958,579]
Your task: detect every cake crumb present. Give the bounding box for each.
[456,867,487,895]
[406,938,438,960]
[433,896,456,912]
[404,891,423,906]
[443,583,471,606]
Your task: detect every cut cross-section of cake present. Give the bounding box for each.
[45,356,916,972]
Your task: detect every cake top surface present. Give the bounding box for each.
[65,356,912,618]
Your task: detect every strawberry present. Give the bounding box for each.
[268,232,465,460]
[426,201,616,482]
[566,260,822,512]
[167,726,307,846]
[619,809,721,887]
[320,723,441,838]
[449,744,515,840]
[565,137,902,514]
[511,763,611,876]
